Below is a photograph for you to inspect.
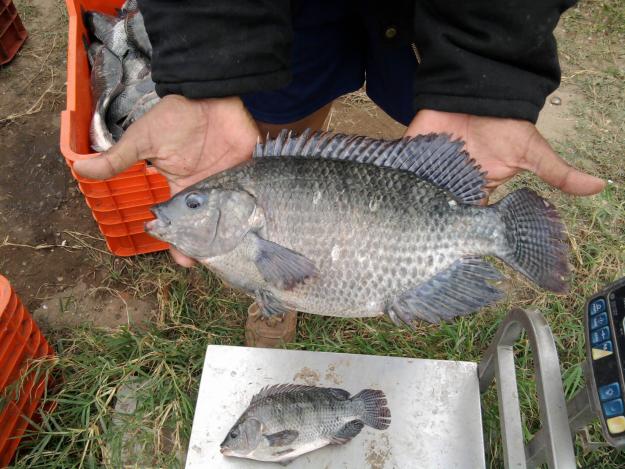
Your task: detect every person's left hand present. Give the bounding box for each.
[405,109,606,200]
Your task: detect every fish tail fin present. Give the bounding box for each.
[496,188,569,292]
[351,389,391,430]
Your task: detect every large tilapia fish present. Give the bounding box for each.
[146,131,569,327]
[220,384,390,464]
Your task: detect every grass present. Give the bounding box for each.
[4,0,625,467]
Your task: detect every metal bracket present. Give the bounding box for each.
[477,308,576,469]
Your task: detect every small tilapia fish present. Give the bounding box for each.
[106,50,152,130]
[125,10,152,58]
[121,90,160,128]
[87,41,102,68]
[85,11,129,58]
[90,44,123,152]
[121,49,150,85]
[146,131,569,327]
[221,384,391,464]
[108,75,155,127]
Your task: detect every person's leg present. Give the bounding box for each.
[242,0,364,135]
[359,3,419,126]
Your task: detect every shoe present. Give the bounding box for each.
[244,302,297,348]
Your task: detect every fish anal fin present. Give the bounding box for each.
[387,257,504,327]
[330,420,365,445]
[253,130,486,204]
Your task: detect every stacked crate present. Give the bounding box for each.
[0,275,53,466]
[0,0,28,65]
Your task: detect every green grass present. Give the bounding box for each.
[6,0,625,467]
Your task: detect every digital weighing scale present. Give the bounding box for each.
[185,278,625,468]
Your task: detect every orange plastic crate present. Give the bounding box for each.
[85,185,170,212]
[76,171,168,198]
[0,0,28,65]
[60,0,170,256]
[99,219,150,237]
[0,275,54,467]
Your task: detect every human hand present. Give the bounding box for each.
[405,109,605,199]
[73,95,260,266]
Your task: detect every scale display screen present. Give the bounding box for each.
[588,283,625,436]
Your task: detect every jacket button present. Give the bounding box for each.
[384,27,397,39]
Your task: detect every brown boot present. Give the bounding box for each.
[244,302,297,348]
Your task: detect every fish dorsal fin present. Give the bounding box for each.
[253,130,487,204]
[250,384,317,405]
[250,384,350,405]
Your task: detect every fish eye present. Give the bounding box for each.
[185,193,204,209]
[229,430,239,439]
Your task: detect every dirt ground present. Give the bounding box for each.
[0,0,578,331]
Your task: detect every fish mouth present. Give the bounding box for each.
[145,206,171,237]
[149,205,170,223]
[220,447,232,456]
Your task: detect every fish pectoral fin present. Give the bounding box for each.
[330,420,365,445]
[387,257,504,327]
[264,429,299,447]
[251,234,318,290]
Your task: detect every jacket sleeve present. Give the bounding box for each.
[139,0,293,99]
[411,0,576,123]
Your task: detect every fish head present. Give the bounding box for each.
[84,11,118,40]
[146,187,259,260]
[220,417,263,457]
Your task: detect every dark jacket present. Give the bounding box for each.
[140,0,575,123]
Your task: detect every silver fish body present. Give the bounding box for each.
[86,42,103,68]
[221,384,390,464]
[121,90,160,129]
[146,131,569,326]
[85,11,128,58]
[125,10,152,58]
[120,0,138,16]
[121,49,150,85]
[108,76,155,127]
[89,45,123,152]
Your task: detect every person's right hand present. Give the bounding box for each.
[73,95,260,266]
